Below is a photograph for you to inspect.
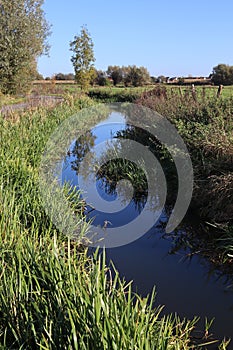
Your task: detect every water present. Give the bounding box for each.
[62,111,233,346]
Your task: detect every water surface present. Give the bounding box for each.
[62,111,233,346]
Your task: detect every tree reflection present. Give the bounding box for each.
[67,122,179,213]
[70,131,97,175]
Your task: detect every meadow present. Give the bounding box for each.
[0,85,232,348]
[1,82,233,108]
[31,81,233,99]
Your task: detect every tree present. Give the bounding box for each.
[157,75,167,83]
[96,70,111,86]
[211,64,233,85]
[107,66,123,86]
[0,0,50,94]
[55,73,75,80]
[150,76,157,84]
[70,26,95,90]
[124,65,151,87]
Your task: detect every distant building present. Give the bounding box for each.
[167,76,211,84]
[167,77,178,83]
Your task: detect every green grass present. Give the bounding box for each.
[0,93,25,108]
[31,82,233,100]
[164,84,233,99]
[0,232,212,349]
[1,83,232,110]
[0,95,228,348]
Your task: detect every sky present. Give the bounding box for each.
[38,0,233,78]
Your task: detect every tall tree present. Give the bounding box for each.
[0,0,50,94]
[70,26,95,90]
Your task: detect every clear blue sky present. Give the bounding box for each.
[38,0,233,78]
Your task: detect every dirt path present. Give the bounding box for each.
[0,95,64,117]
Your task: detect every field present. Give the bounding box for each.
[1,82,233,109]
[31,81,233,98]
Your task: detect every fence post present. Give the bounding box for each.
[191,84,197,101]
[217,84,223,98]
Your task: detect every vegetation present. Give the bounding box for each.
[107,65,124,86]
[95,70,112,86]
[54,73,75,81]
[211,64,233,85]
[1,97,227,348]
[0,0,232,346]
[135,86,233,258]
[125,65,151,86]
[0,93,25,108]
[70,26,96,90]
[87,86,148,102]
[100,65,151,87]
[0,0,50,94]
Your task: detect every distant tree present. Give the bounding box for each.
[55,73,75,80]
[157,75,167,83]
[177,77,185,85]
[150,76,157,84]
[95,70,111,86]
[124,66,151,87]
[70,26,95,90]
[107,66,123,86]
[136,66,151,86]
[0,0,50,94]
[34,72,44,80]
[55,73,66,80]
[211,64,233,85]
[66,73,75,80]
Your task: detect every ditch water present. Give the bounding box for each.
[61,110,233,347]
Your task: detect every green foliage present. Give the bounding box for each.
[107,65,123,85]
[70,26,95,90]
[54,73,75,80]
[136,87,233,228]
[106,65,151,87]
[124,65,151,87]
[95,70,111,86]
[0,234,206,349]
[0,0,50,94]
[211,64,233,85]
[88,87,144,102]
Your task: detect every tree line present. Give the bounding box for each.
[0,1,233,94]
[52,66,151,88]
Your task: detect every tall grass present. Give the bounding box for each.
[0,96,228,348]
[136,87,233,261]
[0,232,209,349]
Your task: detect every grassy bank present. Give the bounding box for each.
[135,87,233,261]
[0,97,226,348]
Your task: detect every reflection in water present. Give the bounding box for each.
[62,111,233,345]
[71,131,96,173]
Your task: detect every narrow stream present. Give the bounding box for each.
[61,110,233,346]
